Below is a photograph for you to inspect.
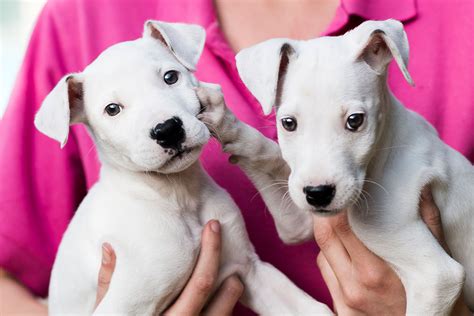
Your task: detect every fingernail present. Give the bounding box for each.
[210,220,220,233]
[102,243,112,265]
[421,187,432,202]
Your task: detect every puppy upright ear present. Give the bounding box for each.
[349,19,414,86]
[236,39,297,115]
[34,74,85,148]
[144,20,206,71]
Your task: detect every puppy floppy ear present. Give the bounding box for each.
[34,74,85,148]
[350,19,414,86]
[144,20,206,71]
[236,39,297,115]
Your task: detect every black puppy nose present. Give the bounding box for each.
[150,116,186,149]
[303,185,336,207]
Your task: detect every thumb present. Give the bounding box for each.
[419,186,450,253]
[94,242,116,309]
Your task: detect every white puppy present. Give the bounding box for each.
[199,19,474,315]
[35,20,333,315]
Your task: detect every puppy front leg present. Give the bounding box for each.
[92,262,184,316]
[200,183,332,315]
[402,246,464,315]
[241,260,333,315]
[93,282,154,315]
[352,219,465,316]
[197,84,313,244]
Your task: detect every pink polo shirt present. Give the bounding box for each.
[0,0,473,313]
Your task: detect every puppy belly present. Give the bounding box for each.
[49,191,201,314]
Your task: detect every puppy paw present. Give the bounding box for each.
[196,82,241,144]
[196,82,224,107]
[222,142,244,155]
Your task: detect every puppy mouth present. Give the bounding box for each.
[310,208,344,216]
[171,147,194,159]
[168,146,199,161]
[160,145,202,169]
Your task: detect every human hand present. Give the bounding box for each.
[313,186,469,315]
[314,212,406,315]
[94,220,244,315]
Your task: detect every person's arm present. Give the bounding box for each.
[314,187,470,315]
[0,0,90,309]
[0,270,47,315]
[0,242,115,314]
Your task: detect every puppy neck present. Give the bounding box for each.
[366,84,401,179]
[99,161,207,212]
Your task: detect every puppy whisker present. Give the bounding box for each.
[279,189,296,220]
[362,178,389,195]
[360,191,370,217]
[251,181,288,203]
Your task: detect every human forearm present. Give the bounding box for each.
[0,269,47,315]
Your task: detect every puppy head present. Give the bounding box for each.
[237,19,413,215]
[35,20,210,174]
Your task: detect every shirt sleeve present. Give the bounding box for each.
[0,1,88,297]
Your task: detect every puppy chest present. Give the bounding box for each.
[84,197,198,255]
[124,213,201,288]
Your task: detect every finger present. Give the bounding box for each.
[313,216,351,281]
[95,243,116,308]
[203,275,244,316]
[317,253,344,313]
[450,293,471,316]
[166,220,221,315]
[317,254,366,316]
[419,186,449,252]
[327,213,382,266]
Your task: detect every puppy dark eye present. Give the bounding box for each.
[346,113,365,131]
[281,117,297,132]
[105,103,121,116]
[163,70,179,85]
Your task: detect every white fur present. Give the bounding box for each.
[35,20,332,315]
[202,19,474,315]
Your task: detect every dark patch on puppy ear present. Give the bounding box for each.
[359,30,392,74]
[274,43,295,110]
[66,76,85,124]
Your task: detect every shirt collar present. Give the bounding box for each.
[204,0,418,120]
[341,0,417,22]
